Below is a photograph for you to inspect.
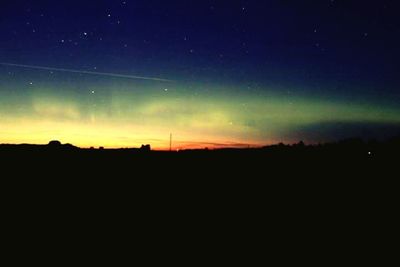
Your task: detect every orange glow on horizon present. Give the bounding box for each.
[0,118,267,150]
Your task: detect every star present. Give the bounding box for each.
[83,32,88,36]
[29,82,33,85]
[164,88,168,92]
[91,90,95,94]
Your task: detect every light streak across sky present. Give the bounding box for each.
[0,62,172,82]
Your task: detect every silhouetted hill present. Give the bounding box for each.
[0,141,79,151]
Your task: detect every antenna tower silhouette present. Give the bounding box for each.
[169,133,172,152]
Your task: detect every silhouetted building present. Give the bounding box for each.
[140,144,151,151]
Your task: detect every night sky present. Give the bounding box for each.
[1,0,400,149]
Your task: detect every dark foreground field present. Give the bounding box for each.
[0,139,397,261]
[1,138,398,184]
[2,138,396,213]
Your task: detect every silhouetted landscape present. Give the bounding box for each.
[2,136,397,218]
[1,137,397,258]
[2,137,399,176]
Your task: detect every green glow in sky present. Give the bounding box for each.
[1,75,399,149]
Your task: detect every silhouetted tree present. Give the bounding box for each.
[48,140,61,147]
[297,141,305,147]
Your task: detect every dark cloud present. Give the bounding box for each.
[291,121,400,143]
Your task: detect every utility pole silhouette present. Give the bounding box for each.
[169,133,172,152]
